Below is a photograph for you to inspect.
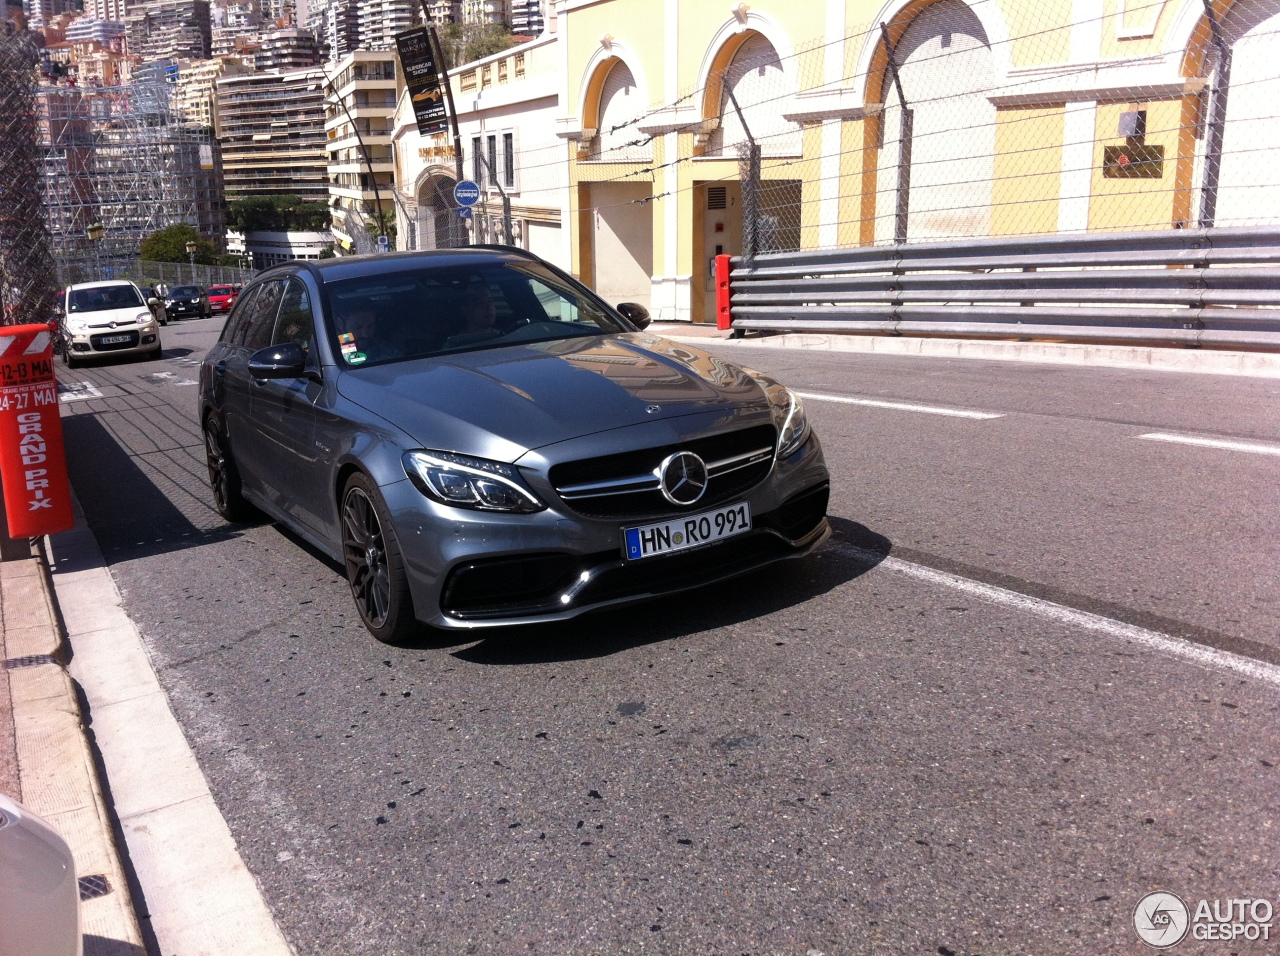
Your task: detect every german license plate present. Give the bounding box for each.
[100,334,131,344]
[623,502,751,560]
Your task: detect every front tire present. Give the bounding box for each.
[204,417,251,522]
[341,473,419,645]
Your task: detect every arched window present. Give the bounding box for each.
[1201,1,1280,225]
[874,0,996,242]
[591,60,651,162]
[712,33,801,157]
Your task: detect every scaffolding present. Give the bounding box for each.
[37,78,226,285]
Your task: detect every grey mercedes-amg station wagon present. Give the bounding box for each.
[198,248,829,644]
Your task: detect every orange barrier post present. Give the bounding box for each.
[714,254,733,331]
[0,323,73,537]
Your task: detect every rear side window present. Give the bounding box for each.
[220,284,260,342]
[235,280,285,350]
[273,278,315,360]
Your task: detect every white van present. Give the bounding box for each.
[60,280,162,367]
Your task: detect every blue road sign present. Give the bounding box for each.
[457,207,472,220]
[454,180,481,207]
[377,234,390,251]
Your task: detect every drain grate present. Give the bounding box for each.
[78,874,111,901]
[3,654,58,669]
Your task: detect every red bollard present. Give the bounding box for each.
[0,323,74,538]
[714,254,733,331]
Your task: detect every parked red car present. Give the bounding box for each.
[207,285,240,314]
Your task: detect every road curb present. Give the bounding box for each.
[47,491,295,956]
[651,326,1280,378]
[4,546,145,955]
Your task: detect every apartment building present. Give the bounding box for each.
[425,0,460,25]
[305,0,358,61]
[324,49,397,253]
[175,56,253,128]
[64,17,127,45]
[83,0,128,22]
[356,0,416,52]
[125,0,212,62]
[22,0,75,30]
[462,0,506,26]
[216,67,329,202]
[509,0,543,36]
[248,26,320,70]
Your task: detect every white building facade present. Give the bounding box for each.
[391,32,569,269]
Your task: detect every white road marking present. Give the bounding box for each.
[833,543,1280,688]
[58,381,103,402]
[796,391,1003,419]
[1139,432,1280,457]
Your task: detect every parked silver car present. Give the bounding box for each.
[199,248,829,643]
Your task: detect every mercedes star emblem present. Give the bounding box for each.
[658,451,709,506]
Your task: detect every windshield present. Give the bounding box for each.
[325,260,627,368]
[68,285,145,312]
[208,286,235,296]
[170,286,201,297]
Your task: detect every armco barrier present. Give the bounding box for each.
[0,323,73,537]
[720,226,1280,349]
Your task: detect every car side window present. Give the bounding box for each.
[222,284,260,343]
[237,280,285,351]
[273,278,315,359]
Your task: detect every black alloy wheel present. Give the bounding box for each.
[341,473,418,645]
[204,417,251,522]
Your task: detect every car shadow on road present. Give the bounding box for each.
[450,517,891,665]
[60,413,248,561]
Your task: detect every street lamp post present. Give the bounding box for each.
[87,221,104,281]
[185,241,197,285]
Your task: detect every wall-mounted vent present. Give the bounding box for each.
[707,186,727,210]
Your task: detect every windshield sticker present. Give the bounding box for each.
[338,332,355,344]
[347,352,368,365]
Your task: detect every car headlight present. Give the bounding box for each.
[773,388,810,459]
[742,368,811,459]
[402,450,545,513]
[135,311,152,325]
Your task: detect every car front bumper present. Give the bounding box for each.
[385,433,830,629]
[65,326,159,358]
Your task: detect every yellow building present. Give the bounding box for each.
[553,0,1280,323]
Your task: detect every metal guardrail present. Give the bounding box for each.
[720,226,1280,349]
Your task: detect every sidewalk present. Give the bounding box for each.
[0,538,145,955]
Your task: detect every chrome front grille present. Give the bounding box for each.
[550,424,777,520]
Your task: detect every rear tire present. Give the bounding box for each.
[204,417,252,522]
[341,473,419,645]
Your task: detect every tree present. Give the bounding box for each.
[140,223,217,264]
[227,195,330,232]
[437,22,517,71]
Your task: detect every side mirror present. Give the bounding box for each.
[616,302,651,329]
[248,342,311,380]
[147,297,159,306]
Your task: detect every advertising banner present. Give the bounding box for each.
[395,27,448,137]
[0,323,73,537]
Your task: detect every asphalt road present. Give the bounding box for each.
[55,320,1280,955]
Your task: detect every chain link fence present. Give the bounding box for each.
[0,28,58,326]
[53,256,256,292]
[568,0,1280,260]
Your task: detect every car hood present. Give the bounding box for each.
[335,332,769,459]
